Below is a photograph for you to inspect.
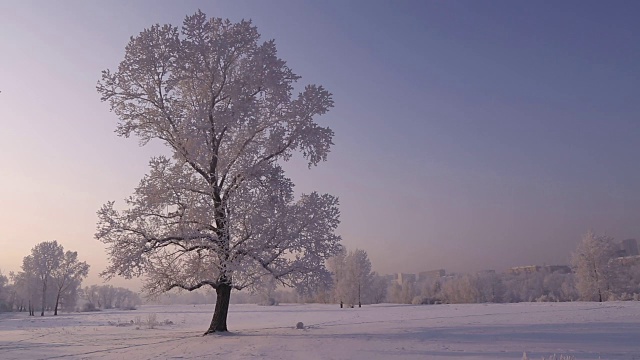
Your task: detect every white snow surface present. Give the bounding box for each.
[1,302,639,359]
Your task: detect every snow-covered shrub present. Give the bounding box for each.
[258,297,278,306]
[108,320,134,327]
[146,313,158,329]
[536,294,559,302]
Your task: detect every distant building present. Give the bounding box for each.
[614,248,629,258]
[417,269,446,282]
[477,269,496,275]
[383,274,398,283]
[507,265,571,276]
[621,239,639,256]
[507,265,541,275]
[397,273,416,284]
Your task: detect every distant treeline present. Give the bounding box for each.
[223,233,640,306]
[3,233,638,310]
[0,241,141,314]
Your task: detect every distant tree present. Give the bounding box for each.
[399,278,416,304]
[571,231,617,302]
[0,271,8,311]
[112,287,142,309]
[98,285,116,309]
[96,11,341,334]
[51,251,89,315]
[306,280,333,304]
[541,272,578,302]
[79,285,141,310]
[385,276,418,304]
[369,272,389,304]
[22,241,64,316]
[441,275,477,304]
[327,248,347,304]
[12,269,39,315]
[329,248,375,306]
[413,276,445,305]
[83,285,101,309]
[613,263,640,298]
[255,275,278,306]
[474,272,505,303]
[346,249,374,306]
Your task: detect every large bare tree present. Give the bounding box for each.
[96,11,341,334]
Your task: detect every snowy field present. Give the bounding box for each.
[1,302,639,360]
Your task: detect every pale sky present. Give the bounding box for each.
[1,0,639,287]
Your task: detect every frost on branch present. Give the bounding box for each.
[97,158,340,295]
[96,12,334,170]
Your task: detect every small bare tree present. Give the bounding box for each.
[52,251,89,315]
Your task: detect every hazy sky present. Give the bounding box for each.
[1,0,639,286]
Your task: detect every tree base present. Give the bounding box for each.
[205,283,231,334]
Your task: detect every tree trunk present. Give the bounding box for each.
[593,266,603,302]
[54,292,61,315]
[205,284,231,335]
[40,282,47,316]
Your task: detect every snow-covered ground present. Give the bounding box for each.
[1,302,639,359]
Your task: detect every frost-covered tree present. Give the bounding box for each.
[474,272,505,303]
[80,285,141,310]
[96,11,341,334]
[51,251,89,315]
[613,263,640,298]
[82,285,101,309]
[400,278,416,304]
[22,241,64,316]
[329,248,375,306]
[113,287,142,309]
[327,248,347,304]
[10,271,37,314]
[98,285,117,309]
[571,231,616,302]
[369,272,389,304]
[440,275,477,304]
[0,271,8,312]
[345,249,373,306]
